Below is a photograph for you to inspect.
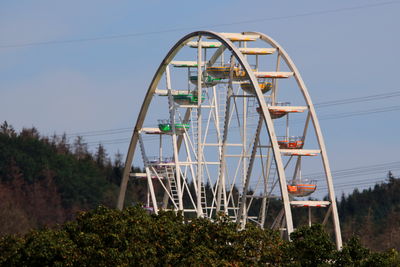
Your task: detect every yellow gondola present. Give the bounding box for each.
[206,64,254,81]
[241,81,272,94]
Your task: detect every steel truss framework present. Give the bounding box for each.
[117,31,342,249]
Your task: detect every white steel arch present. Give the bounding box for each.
[247,31,342,248]
[117,31,342,249]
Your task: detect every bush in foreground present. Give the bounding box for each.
[0,206,399,266]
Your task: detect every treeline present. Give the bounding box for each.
[0,121,143,235]
[1,206,399,266]
[338,171,400,251]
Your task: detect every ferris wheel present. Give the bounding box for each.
[117,31,342,249]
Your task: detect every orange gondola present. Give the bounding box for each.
[256,103,291,119]
[287,180,317,197]
[277,136,304,149]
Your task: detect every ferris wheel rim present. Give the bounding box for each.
[116,30,343,249]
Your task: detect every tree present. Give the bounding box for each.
[1,206,400,266]
[95,144,108,168]
[73,136,88,160]
[287,224,335,266]
[114,151,123,168]
[0,121,16,137]
[19,127,40,139]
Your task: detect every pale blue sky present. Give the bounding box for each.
[1,0,400,194]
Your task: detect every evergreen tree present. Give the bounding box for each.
[73,136,88,160]
[0,121,15,137]
[95,144,108,168]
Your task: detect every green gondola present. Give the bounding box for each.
[189,75,222,88]
[158,121,190,134]
[173,92,205,105]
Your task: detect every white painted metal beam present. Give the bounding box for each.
[290,201,330,207]
[254,71,294,78]
[239,47,276,55]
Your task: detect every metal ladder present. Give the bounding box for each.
[237,193,244,220]
[191,107,199,153]
[267,160,277,187]
[218,88,227,135]
[200,181,207,217]
[165,166,179,209]
[191,105,208,217]
[138,134,149,166]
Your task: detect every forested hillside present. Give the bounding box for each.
[0,121,143,235]
[1,121,400,252]
[338,171,400,251]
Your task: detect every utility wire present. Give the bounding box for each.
[54,89,400,140]
[314,91,400,107]
[320,180,386,191]
[88,103,400,146]
[65,128,132,138]
[249,163,399,187]
[239,159,400,191]
[305,160,400,179]
[101,103,400,147]
[319,105,400,120]
[48,89,400,147]
[1,1,399,49]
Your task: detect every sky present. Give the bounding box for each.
[1,0,400,196]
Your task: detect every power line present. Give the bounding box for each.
[319,105,400,120]
[249,162,399,187]
[314,90,400,107]
[86,138,131,145]
[58,89,400,141]
[305,161,400,179]
[1,0,399,49]
[320,179,386,191]
[66,128,132,138]
[84,102,400,147]
[294,161,392,183]
[249,169,396,194]
[46,89,400,147]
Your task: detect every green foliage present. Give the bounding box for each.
[335,236,370,266]
[1,206,399,266]
[0,235,24,266]
[338,172,400,250]
[0,123,130,235]
[19,230,78,266]
[286,224,335,266]
[0,125,114,209]
[0,206,286,266]
[334,236,400,267]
